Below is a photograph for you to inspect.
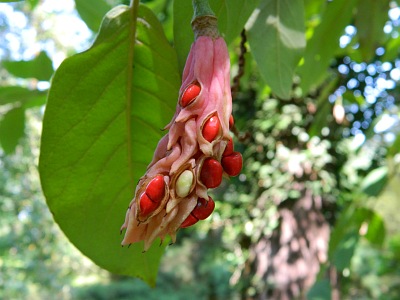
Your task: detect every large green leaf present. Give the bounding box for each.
[2,51,53,81]
[173,0,259,72]
[39,4,180,285]
[298,0,358,94]
[247,0,305,100]
[354,0,389,61]
[0,107,25,154]
[75,0,113,32]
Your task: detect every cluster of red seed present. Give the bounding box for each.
[177,83,242,227]
[121,34,241,250]
[143,84,242,226]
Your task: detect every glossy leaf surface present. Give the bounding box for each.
[39,4,180,285]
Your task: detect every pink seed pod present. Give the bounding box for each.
[120,13,241,251]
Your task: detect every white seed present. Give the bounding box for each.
[176,170,193,198]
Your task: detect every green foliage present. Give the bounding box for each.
[2,51,53,81]
[360,166,388,197]
[354,0,390,61]
[247,0,305,99]
[0,86,46,107]
[0,111,106,299]
[298,0,358,93]
[75,0,113,32]
[307,279,331,300]
[0,106,25,154]
[211,0,260,47]
[39,4,180,284]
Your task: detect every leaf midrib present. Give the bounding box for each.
[126,1,140,191]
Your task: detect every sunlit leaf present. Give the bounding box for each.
[298,0,358,94]
[39,5,180,285]
[27,0,39,9]
[361,166,388,197]
[365,213,386,246]
[2,51,53,81]
[0,107,25,154]
[355,0,389,61]
[247,0,305,99]
[74,0,112,32]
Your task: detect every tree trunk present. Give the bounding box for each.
[244,189,330,299]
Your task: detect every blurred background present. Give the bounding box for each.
[1,0,400,299]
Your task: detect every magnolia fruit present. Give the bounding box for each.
[120,15,242,251]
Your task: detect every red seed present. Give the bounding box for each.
[202,115,220,142]
[180,83,201,107]
[221,152,242,177]
[223,138,234,157]
[145,175,165,203]
[229,115,234,129]
[139,193,158,217]
[192,197,215,220]
[180,214,199,228]
[200,158,223,188]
